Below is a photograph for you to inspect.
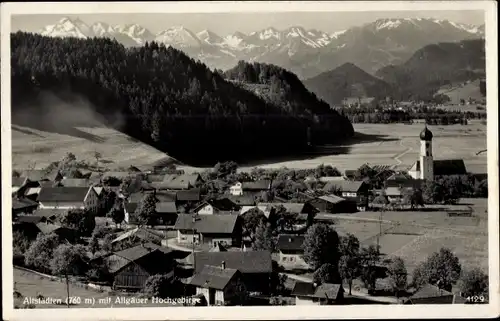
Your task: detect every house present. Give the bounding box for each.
[174,214,242,248]
[20,169,63,183]
[193,251,273,294]
[241,180,271,195]
[257,203,317,216]
[12,177,28,194]
[229,182,243,196]
[403,284,466,304]
[105,244,176,291]
[31,208,67,222]
[111,227,165,246]
[59,178,92,188]
[12,197,39,216]
[318,176,347,183]
[220,195,256,208]
[155,202,178,225]
[33,222,79,242]
[239,205,274,218]
[323,180,369,204]
[307,195,356,214]
[276,235,309,270]
[102,171,131,181]
[160,174,203,190]
[176,189,201,205]
[291,282,344,305]
[189,264,246,306]
[124,203,139,224]
[192,200,237,215]
[37,187,99,213]
[344,170,357,180]
[122,176,155,195]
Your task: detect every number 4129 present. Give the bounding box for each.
[466,295,485,303]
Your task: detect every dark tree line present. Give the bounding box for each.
[11,33,353,166]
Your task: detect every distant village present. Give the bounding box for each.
[11,127,488,307]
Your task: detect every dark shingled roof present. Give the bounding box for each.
[156,202,177,214]
[323,180,365,193]
[189,265,239,290]
[291,281,343,300]
[434,159,467,176]
[59,178,92,187]
[242,180,271,191]
[222,195,256,206]
[35,222,65,234]
[161,174,202,190]
[106,243,172,274]
[176,189,201,202]
[194,251,272,274]
[16,215,46,224]
[408,284,453,300]
[12,197,39,210]
[258,203,305,214]
[277,235,305,252]
[37,187,91,203]
[32,208,67,218]
[12,177,27,187]
[174,214,238,234]
[317,194,346,204]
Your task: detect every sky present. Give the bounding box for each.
[11,11,485,36]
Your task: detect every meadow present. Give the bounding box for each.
[333,198,489,274]
[11,122,488,174]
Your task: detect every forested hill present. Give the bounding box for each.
[224,61,354,144]
[375,39,485,101]
[11,32,353,166]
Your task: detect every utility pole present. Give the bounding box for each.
[377,205,384,255]
[192,215,197,271]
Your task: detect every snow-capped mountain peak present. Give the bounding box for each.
[196,29,222,45]
[40,17,92,39]
[155,26,201,47]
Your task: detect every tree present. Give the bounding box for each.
[93,151,102,167]
[24,233,60,273]
[457,267,488,298]
[313,263,339,285]
[386,256,408,298]
[143,274,182,299]
[50,243,88,307]
[372,194,389,206]
[213,161,238,179]
[302,223,340,271]
[58,209,95,237]
[13,230,32,257]
[252,222,277,252]
[133,193,157,227]
[412,247,461,291]
[101,234,114,253]
[88,233,100,257]
[241,208,267,238]
[339,234,361,295]
[359,244,381,293]
[107,205,125,228]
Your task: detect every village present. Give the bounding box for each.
[11,126,489,308]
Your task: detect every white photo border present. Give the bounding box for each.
[1,1,498,320]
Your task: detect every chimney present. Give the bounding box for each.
[313,282,318,288]
[221,261,226,270]
[288,237,292,243]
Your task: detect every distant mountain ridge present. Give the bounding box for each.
[35,17,485,78]
[303,62,394,106]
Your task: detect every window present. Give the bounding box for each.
[282,256,287,262]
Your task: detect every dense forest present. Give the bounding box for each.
[223,61,354,145]
[11,32,353,166]
[376,39,485,101]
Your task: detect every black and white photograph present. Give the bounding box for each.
[1,1,498,320]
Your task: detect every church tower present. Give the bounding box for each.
[419,125,434,180]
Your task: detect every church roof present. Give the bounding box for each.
[419,126,433,141]
[413,160,467,176]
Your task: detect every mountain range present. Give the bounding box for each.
[37,17,485,79]
[303,38,485,105]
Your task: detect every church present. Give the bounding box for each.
[408,126,468,180]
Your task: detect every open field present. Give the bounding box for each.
[11,121,487,173]
[239,123,487,173]
[435,80,484,105]
[13,268,180,309]
[334,198,488,274]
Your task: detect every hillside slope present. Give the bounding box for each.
[11,32,353,166]
[303,63,395,106]
[375,39,485,100]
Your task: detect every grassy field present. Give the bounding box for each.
[13,268,181,309]
[240,123,487,173]
[435,80,485,105]
[333,198,489,274]
[11,120,487,173]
